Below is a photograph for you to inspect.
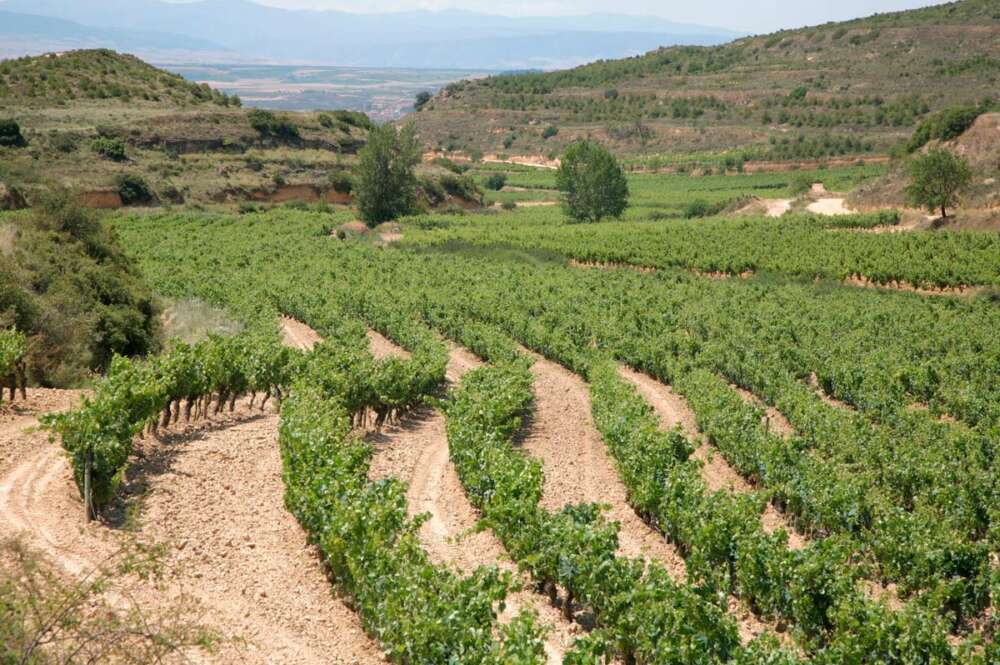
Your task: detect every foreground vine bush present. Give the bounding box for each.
[45,332,295,509]
[279,316,545,663]
[442,328,787,664]
[112,207,1000,660]
[586,358,956,662]
[0,328,27,403]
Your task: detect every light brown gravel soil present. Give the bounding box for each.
[0,388,90,575]
[524,354,785,645]
[842,274,983,297]
[280,315,323,350]
[365,333,575,663]
[136,403,384,664]
[522,351,687,575]
[618,366,804,553]
[0,321,389,665]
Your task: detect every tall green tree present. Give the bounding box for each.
[555,140,629,223]
[906,148,973,219]
[354,124,420,226]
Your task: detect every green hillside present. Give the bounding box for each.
[409,0,1000,167]
[0,49,239,107]
[0,50,371,208]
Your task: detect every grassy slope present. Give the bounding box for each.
[0,50,367,207]
[409,0,999,163]
[0,49,238,107]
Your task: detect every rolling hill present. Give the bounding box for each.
[0,50,369,208]
[0,48,239,106]
[407,0,1000,166]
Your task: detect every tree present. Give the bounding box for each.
[0,119,26,148]
[414,91,432,111]
[483,173,507,191]
[555,140,629,223]
[354,124,420,226]
[905,148,973,219]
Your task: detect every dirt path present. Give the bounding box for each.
[618,367,805,550]
[365,332,575,662]
[523,354,785,643]
[0,389,91,575]
[280,315,323,350]
[0,321,389,664]
[765,199,793,217]
[511,200,559,207]
[522,352,686,573]
[483,155,559,170]
[138,406,384,664]
[807,198,852,215]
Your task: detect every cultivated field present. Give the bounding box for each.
[2,1,1000,663]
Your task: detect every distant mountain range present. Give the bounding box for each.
[0,0,742,69]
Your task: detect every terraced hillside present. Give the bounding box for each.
[0,50,368,207]
[409,0,1000,167]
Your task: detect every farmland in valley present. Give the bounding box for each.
[167,64,493,122]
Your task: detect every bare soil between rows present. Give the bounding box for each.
[364,331,575,663]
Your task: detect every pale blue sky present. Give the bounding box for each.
[221,0,943,33]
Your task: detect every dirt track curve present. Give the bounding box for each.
[0,321,386,664]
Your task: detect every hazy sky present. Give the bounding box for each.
[223,0,942,33]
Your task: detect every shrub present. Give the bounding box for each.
[49,132,78,153]
[483,173,508,191]
[683,200,714,218]
[355,124,420,225]
[419,176,447,206]
[115,174,154,205]
[542,125,559,140]
[91,137,126,161]
[431,157,467,174]
[330,110,373,131]
[788,173,815,196]
[905,107,983,153]
[0,119,26,148]
[159,182,184,204]
[245,156,264,172]
[440,174,481,202]
[555,139,629,223]
[414,91,432,111]
[906,148,973,218]
[0,539,212,664]
[329,171,353,194]
[501,200,517,211]
[248,109,300,140]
